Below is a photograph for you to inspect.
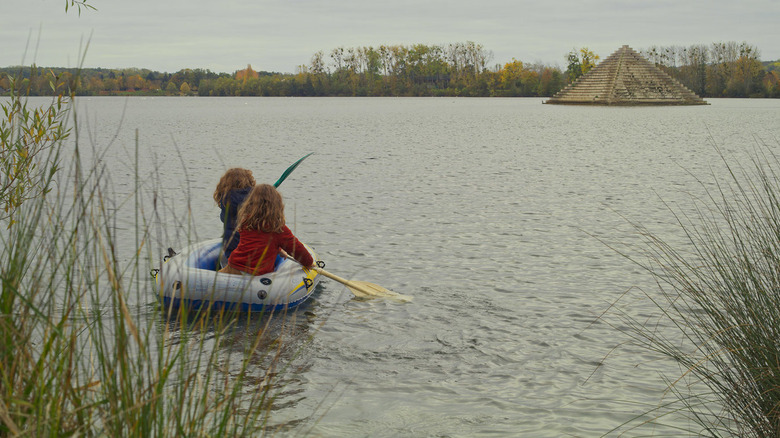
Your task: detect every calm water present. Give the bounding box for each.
[63,97,780,435]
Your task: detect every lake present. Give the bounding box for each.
[60,96,780,435]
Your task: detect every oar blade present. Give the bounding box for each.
[273,152,313,188]
[313,267,411,302]
[348,281,413,302]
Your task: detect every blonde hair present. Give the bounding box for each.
[236,184,285,233]
[213,168,256,205]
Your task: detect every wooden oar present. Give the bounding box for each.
[313,267,411,301]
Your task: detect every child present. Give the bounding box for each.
[213,168,256,265]
[219,184,314,276]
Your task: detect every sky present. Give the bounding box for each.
[2,0,779,74]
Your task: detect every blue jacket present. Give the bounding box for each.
[219,187,252,260]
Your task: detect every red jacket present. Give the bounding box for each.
[227,225,314,275]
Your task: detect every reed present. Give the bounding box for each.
[1,82,300,435]
[612,140,780,436]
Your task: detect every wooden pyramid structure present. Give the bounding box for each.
[545,45,708,105]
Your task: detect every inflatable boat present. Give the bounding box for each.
[156,238,321,311]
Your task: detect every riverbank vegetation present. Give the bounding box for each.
[0,72,305,436]
[2,41,778,98]
[608,140,780,436]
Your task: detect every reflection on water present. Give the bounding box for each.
[58,96,780,436]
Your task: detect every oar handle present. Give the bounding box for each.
[313,267,352,285]
[313,267,375,296]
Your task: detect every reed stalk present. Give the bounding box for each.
[611,139,780,436]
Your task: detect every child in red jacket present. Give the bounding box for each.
[219,184,313,275]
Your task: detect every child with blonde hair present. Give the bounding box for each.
[213,168,256,265]
[219,184,313,275]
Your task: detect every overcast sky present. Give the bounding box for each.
[3,0,779,74]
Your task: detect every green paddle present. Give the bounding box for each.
[273,152,313,188]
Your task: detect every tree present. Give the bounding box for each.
[498,59,525,92]
[566,50,582,83]
[164,81,178,95]
[330,47,345,74]
[310,51,327,76]
[678,44,709,96]
[728,44,763,96]
[308,51,329,94]
[764,70,780,97]
[125,74,144,91]
[0,74,10,92]
[236,65,259,82]
[537,67,564,96]
[579,47,599,75]
[565,47,599,84]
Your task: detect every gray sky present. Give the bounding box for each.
[3,0,779,74]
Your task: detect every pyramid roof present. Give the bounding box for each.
[545,45,708,105]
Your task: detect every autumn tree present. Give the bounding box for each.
[728,45,763,96]
[125,74,144,91]
[307,51,329,95]
[579,48,599,75]
[537,66,565,96]
[236,64,259,82]
[565,47,599,84]
[498,59,530,95]
[0,74,10,91]
[764,70,780,97]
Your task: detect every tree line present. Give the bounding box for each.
[640,42,780,98]
[1,41,778,98]
[0,42,566,98]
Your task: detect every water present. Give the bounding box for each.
[61,97,780,435]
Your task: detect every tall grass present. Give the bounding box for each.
[1,76,305,435]
[611,139,780,436]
